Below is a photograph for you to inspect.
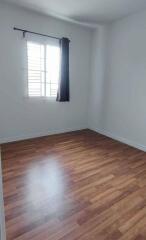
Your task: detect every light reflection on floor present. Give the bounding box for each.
[26,158,66,215]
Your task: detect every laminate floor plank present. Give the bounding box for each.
[1,129,146,240]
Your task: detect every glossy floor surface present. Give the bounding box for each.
[2,130,146,240]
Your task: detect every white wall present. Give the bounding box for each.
[89,11,146,151]
[0,3,93,143]
[1,3,146,152]
[88,25,109,130]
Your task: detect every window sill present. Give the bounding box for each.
[24,96,57,101]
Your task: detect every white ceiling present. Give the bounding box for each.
[2,0,146,27]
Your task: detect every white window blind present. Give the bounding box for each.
[27,41,60,97]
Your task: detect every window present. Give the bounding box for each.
[27,41,60,97]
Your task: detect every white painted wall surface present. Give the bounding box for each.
[1,3,146,152]
[89,11,146,151]
[0,3,93,143]
[88,26,109,130]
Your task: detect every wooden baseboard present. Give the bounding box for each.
[90,127,146,152]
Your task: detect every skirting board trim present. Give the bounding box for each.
[90,127,146,152]
[0,126,87,144]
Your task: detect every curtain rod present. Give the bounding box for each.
[13,27,70,41]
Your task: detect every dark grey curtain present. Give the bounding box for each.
[56,38,70,102]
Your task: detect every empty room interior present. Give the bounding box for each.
[1,0,146,239]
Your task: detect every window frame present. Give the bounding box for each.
[26,39,60,99]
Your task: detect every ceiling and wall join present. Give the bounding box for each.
[1,0,146,27]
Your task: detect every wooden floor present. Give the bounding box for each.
[1,129,146,240]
